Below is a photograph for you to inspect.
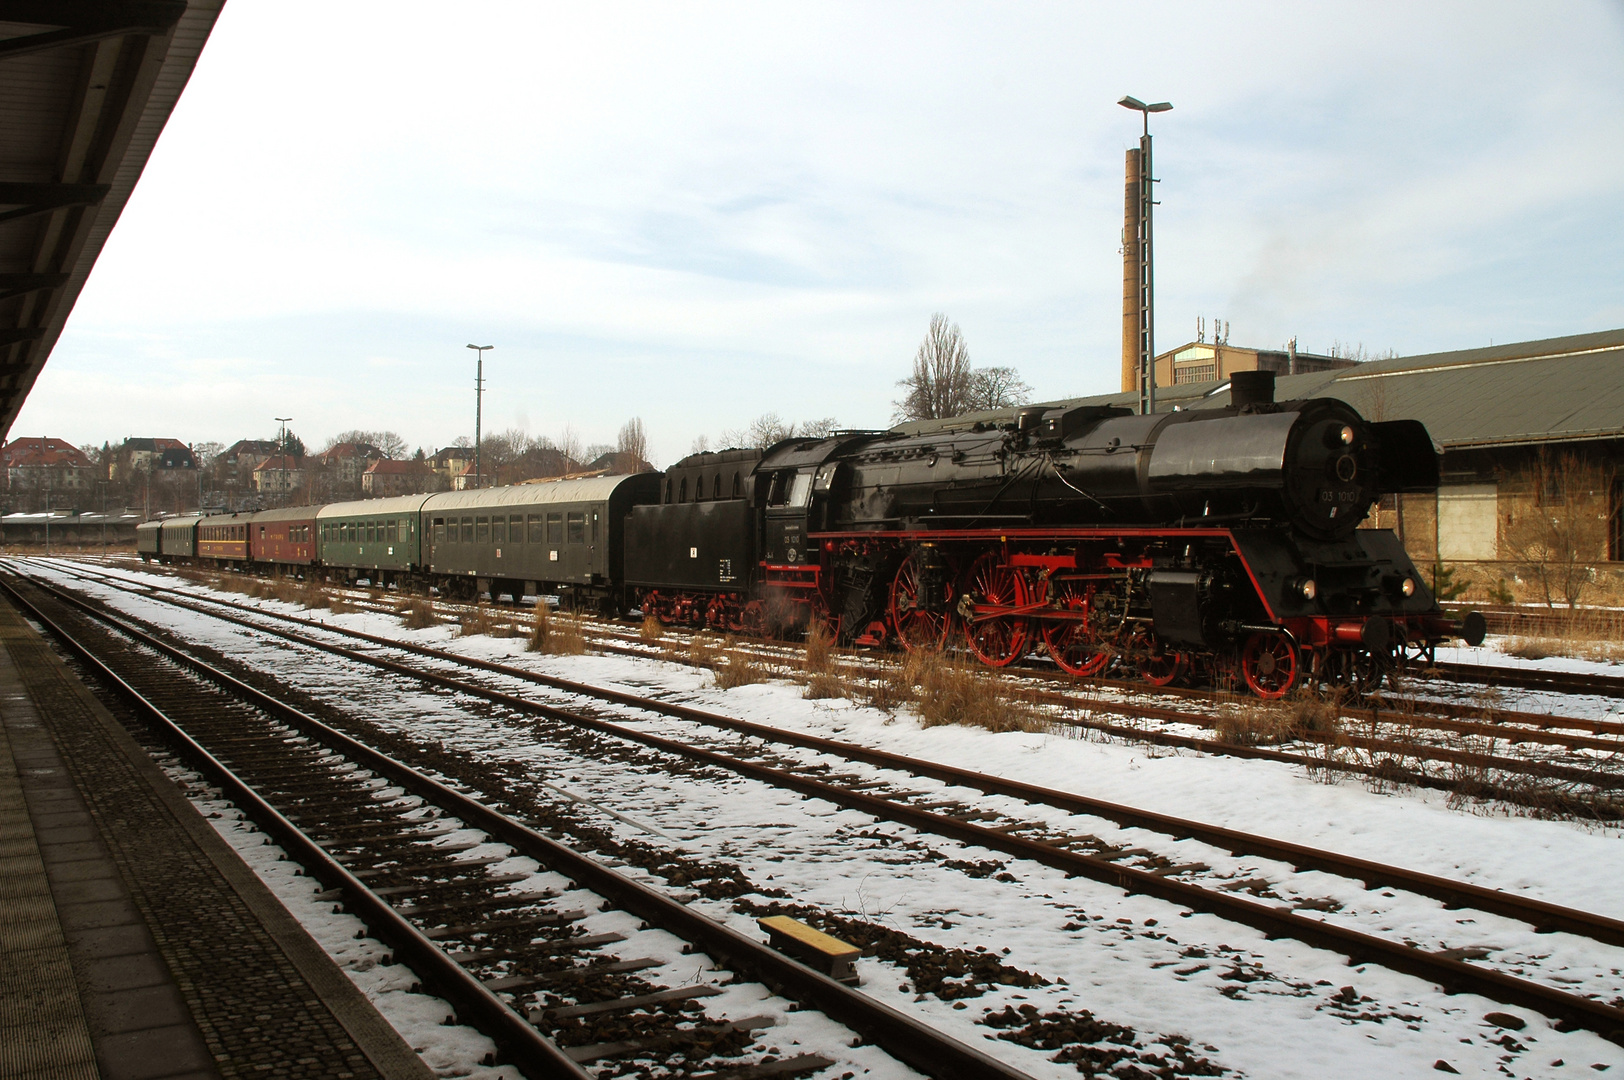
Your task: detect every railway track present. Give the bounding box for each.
[60,560,1624,814]
[14,560,1624,1050]
[1,571,1032,1080]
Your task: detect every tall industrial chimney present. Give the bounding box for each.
[1121,148,1142,395]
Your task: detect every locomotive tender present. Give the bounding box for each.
[137,371,1481,697]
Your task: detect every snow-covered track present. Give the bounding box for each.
[18,563,1624,1047]
[0,571,1034,1080]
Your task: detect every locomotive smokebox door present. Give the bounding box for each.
[1149,570,1208,647]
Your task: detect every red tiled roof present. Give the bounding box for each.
[364,459,429,475]
[2,437,93,469]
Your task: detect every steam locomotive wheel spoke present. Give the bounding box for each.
[889,551,952,651]
[1241,632,1298,699]
[962,554,1029,667]
[1042,580,1112,676]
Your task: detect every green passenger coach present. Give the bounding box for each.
[421,474,659,605]
[315,495,433,586]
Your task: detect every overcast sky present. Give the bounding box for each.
[17,1,1624,467]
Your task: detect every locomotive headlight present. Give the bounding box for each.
[1289,577,1317,601]
[1401,576,1416,596]
[1339,425,1355,446]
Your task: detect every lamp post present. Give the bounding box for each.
[1119,94,1172,416]
[275,417,292,507]
[466,344,493,488]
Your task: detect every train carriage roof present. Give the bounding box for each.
[248,505,322,524]
[422,475,651,513]
[197,511,253,527]
[315,494,437,521]
[157,514,201,531]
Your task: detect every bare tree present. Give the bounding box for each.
[894,313,974,423]
[690,434,711,456]
[966,367,1032,412]
[1503,449,1611,608]
[746,414,794,449]
[796,417,840,438]
[554,426,583,475]
[616,417,651,473]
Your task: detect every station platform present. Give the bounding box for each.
[0,595,434,1080]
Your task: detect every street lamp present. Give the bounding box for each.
[275,417,292,507]
[1119,95,1172,416]
[466,345,493,488]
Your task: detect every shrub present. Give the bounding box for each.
[638,613,665,642]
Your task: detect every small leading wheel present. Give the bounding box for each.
[1241,632,1299,698]
[1128,627,1187,687]
[1042,579,1113,676]
[890,549,954,651]
[961,553,1030,667]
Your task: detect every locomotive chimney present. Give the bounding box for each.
[1229,369,1275,410]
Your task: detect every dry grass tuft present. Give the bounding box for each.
[328,595,354,615]
[1215,688,1343,747]
[912,651,1040,733]
[528,607,587,655]
[803,621,835,675]
[638,613,666,642]
[713,644,765,689]
[303,584,330,610]
[400,599,437,629]
[459,606,495,637]
[688,631,723,668]
[803,671,849,700]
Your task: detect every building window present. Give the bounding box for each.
[1173,364,1216,384]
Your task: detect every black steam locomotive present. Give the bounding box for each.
[626,371,1483,697]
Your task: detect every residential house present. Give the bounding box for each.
[362,458,437,497]
[2,437,96,512]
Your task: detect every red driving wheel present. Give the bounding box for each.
[889,549,953,651]
[1241,632,1299,698]
[1042,579,1112,676]
[962,553,1030,667]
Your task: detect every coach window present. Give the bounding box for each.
[567,511,585,543]
[527,515,544,544]
[364,520,373,543]
[476,517,490,543]
[510,514,523,541]
[433,519,445,544]
[461,516,475,543]
[546,513,562,544]
[492,516,505,543]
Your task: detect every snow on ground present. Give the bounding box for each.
[23,559,1624,1079]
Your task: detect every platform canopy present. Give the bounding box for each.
[0,0,223,442]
